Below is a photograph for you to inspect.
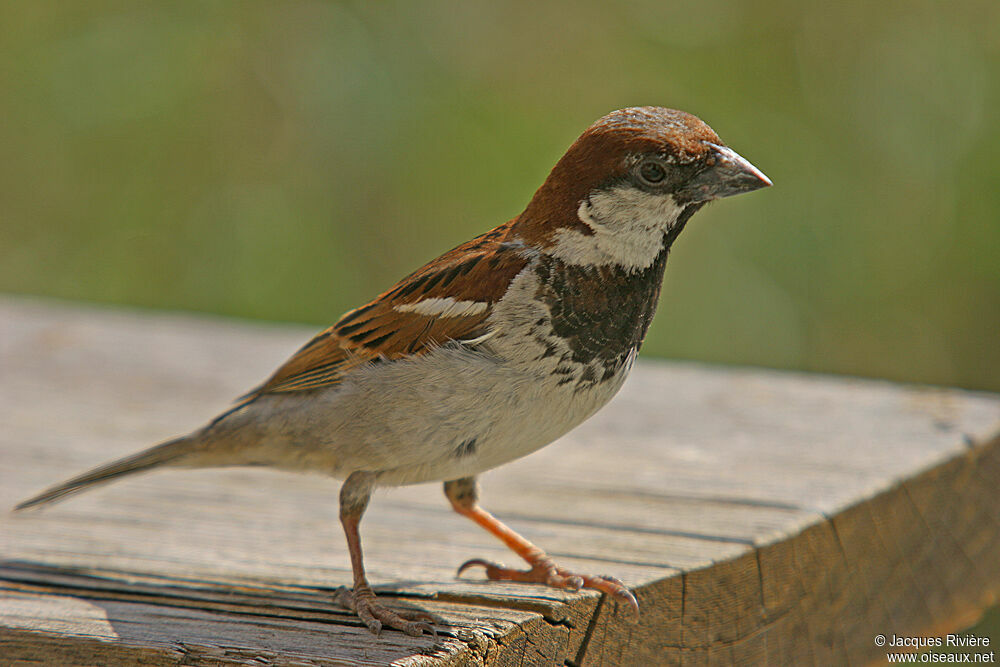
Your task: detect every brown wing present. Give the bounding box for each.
[249,222,530,396]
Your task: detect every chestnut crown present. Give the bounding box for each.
[515,106,770,244]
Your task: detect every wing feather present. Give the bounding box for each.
[248,222,529,397]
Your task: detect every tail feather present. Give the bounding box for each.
[14,435,199,511]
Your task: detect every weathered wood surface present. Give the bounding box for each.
[1,295,998,666]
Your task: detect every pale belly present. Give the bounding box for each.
[343,343,631,485]
[237,342,633,486]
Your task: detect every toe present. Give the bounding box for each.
[553,573,584,590]
[371,606,437,637]
[596,574,628,588]
[336,587,437,637]
[456,555,640,620]
[403,621,437,637]
[397,609,438,624]
[362,615,383,636]
[333,586,357,611]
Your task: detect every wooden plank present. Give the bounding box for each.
[1,295,998,665]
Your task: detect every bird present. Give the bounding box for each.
[15,106,771,638]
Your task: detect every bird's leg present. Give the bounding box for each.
[334,471,436,637]
[444,477,639,619]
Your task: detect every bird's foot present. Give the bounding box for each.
[457,556,639,619]
[334,584,437,637]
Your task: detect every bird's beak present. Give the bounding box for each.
[678,144,772,203]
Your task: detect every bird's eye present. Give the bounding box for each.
[638,159,667,185]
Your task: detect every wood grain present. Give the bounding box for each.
[1,295,998,665]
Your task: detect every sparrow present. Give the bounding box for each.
[15,107,770,637]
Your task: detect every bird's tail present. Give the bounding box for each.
[14,434,202,511]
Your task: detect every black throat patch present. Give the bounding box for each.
[533,203,702,372]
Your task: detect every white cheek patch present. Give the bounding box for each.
[547,186,685,272]
[395,297,489,318]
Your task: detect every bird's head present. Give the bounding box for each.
[514,107,771,271]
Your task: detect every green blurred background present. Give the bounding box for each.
[1,0,998,392]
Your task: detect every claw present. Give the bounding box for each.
[457,558,497,577]
[608,580,639,615]
[613,586,640,620]
[583,574,640,620]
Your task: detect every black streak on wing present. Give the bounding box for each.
[391,273,430,299]
[362,330,396,350]
[335,302,378,328]
[337,319,374,337]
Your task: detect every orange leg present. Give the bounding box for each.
[444,477,639,619]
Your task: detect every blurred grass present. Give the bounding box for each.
[1,0,998,392]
